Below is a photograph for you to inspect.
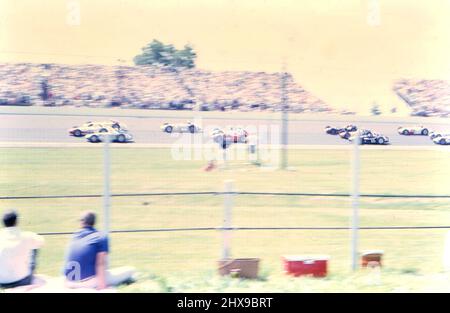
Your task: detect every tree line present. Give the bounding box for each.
[133,39,196,69]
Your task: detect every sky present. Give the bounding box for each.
[1,0,449,113]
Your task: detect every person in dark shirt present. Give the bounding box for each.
[63,211,135,289]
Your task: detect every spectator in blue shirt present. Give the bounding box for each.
[63,211,135,289]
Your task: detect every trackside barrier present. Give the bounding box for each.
[35,225,450,236]
[3,185,450,270]
[3,191,450,200]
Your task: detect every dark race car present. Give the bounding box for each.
[339,127,367,140]
[325,124,357,135]
[355,132,389,145]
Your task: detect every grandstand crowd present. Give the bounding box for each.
[394,79,450,118]
[1,63,450,117]
[0,63,330,113]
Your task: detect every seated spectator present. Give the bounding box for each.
[63,211,135,289]
[0,210,45,288]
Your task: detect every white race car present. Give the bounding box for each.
[210,127,248,144]
[211,128,233,149]
[429,131,450,140]
[397,125,429,136]
[226,127,248,143]
[69,120,122,137]
[432,135,450,145]
[161,121,202,134]
[86,128,133,143]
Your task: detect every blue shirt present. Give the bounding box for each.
[63,227,109,281]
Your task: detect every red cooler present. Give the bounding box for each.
[282,255,329,277]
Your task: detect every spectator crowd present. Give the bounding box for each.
[394,79,450,118]
[0,62,331,113]
[3,63,449,117]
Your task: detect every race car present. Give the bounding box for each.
[211,128,233,149]
[354,132,389,145]
[161,121,202,134]
[69,120,121,137]
[86,128,133,143]
[325,124,357,135]
[397,125,429,136]
[429,131,450,140]
[432,135,450,145]
[211,127,248,144]
[340,128,369,140]
[226,127,248,143]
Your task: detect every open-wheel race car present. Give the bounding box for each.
[352,131,389,145]
[161,121,202,134]
[429,131,450,140]
[85,127,133,143]
[397,125,429,136]
[68,120,122,137]
[432,135,450,145]
[225,127,248,143]
[325,124,357,135]
[210,127,248,145]
[339,128,369,140]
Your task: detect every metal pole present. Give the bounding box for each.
[222,144,228,170]
[103,135,111,235]
[222,180,233,259]
[256,134,260,165]
[280,70,288,170]
[351,131,360,270]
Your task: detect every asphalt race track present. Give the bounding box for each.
[1,113,449,147]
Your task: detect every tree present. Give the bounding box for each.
[133,40,165,65]
[173,45,196,69]
[133,40,196,69]
[371,102,381,116]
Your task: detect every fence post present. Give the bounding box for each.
[103,134,111,236]
[351,131,360,271]
[222,180,234,259]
